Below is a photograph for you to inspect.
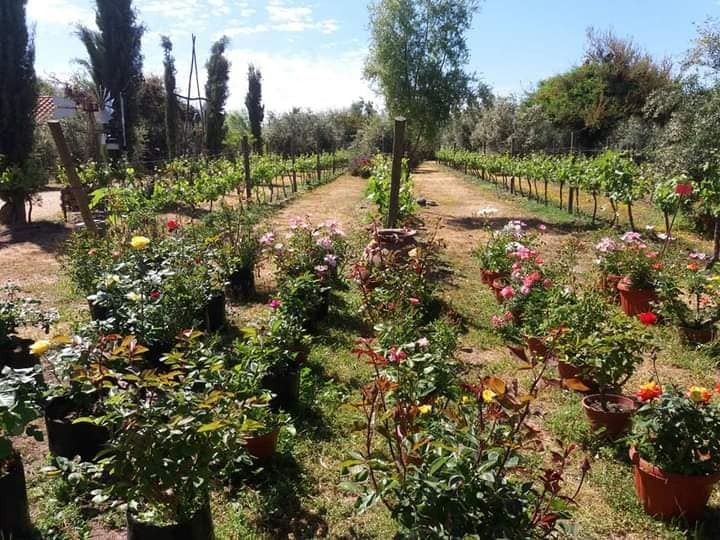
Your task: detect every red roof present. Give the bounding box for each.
[34,95,56,123]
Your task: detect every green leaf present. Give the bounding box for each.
[197,421,225,433]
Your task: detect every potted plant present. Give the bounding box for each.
[0,281,57,369]
[615,232,661,316]
[203,205,263,302]
[594,236,624,299]
[0,366,43,538]
[40,335,141,462]
[98,336,258,539]
[242,400,288,461]
[474,221,531,287]
[236,311,311,410]
[568,316,649,438]
[628,383,720,522]
[657,256,720,344]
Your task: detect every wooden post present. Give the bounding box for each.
[291,151,297,193]
[316,147,321,184]
[386,117,407,228]
[242,135,252,201]
[47,121,97,233]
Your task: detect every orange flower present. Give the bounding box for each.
[652,262,664,271]
[687,262,700,272]
[637,382,662,402]
[688,386,713,404]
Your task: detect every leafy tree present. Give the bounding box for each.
[365,0,479,159]
[137,75,167,162]
[471,97,516,153]
[205,36,230,156]
[0,0,39,225]
[161,35,178,158]
[77,0,144,156]
[528,29,671,148]
[223,111,250,153]
[266,109,339,156]
[245,64,265,153]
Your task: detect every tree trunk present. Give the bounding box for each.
[0,192,28,226]
[712,217,720,268]
[628,202,636,232]
[592,193,598,225]
[567,187,574,214]
[559,182,564,210]
[544,180,548,205]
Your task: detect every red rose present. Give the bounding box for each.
[149,290,161,301]
[409,297,420,306]
[675,183,693,196]
[167,219,180,232]
[638,312,658,326]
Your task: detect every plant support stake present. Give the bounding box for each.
[387,117,406,228]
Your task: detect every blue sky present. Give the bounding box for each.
[27,0,720,114]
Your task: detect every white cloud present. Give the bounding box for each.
[225,47,376,113]
[27,0,94,27]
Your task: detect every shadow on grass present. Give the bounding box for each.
[233,452,330,538]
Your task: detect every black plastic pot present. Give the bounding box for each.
[262,365,301,410]
[0,337,39,370]
[87,299,110,322]
[45,396,109,462]
[0,453,32,538]
[228,266,255,302]
[127,503,214,540]
[203,292,226,333]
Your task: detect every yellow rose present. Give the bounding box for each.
[482,389,496,403]
[126,292,142,302]
[688,386,712,403]
[30,340,51,356]
[462,395,473,404]
[417,404,432,415]
[130,236,151,250]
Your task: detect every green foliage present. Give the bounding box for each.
[0,366,43,461]
[630,385,720,476]
[246,64,265,153]
[161,35,179,158]
[205,36,231,156]
[365,0,479,154]
[0,281,57,346]
[366,155,416,222]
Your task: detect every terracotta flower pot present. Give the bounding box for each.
[678,325,715,345]
[629,447,720,522]
[481,270,505,287]
[581,394,636,439]
[617,279,658,317]
[244,428,280,461]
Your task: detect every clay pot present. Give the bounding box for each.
[617,279,658,317]
[127,502,214,540]
[581,394,636,439]
[45,397,109,462]
[678,325,715,345]
[629,447,720,522]
[0,453,32,538]
[481,270,505,287]
[244,428,280,461]
[373,228,417,250]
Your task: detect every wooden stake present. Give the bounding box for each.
[387,117,406,228]
[242,135,252,201]
[47,121,97,233]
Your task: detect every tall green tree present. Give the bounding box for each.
[245,64,265,153]
[0,0,38,225]
[77,0,144,157]
[205,36,230,156]
[365,0,479,159]
[161,35,178,158]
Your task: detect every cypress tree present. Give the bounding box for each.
[0,0,38,224]
[77,0,144,157]
[161,35,178,158]
[205,36,230,156]
[245,64,265,154]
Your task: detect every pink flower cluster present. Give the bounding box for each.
[595,237,618,254]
